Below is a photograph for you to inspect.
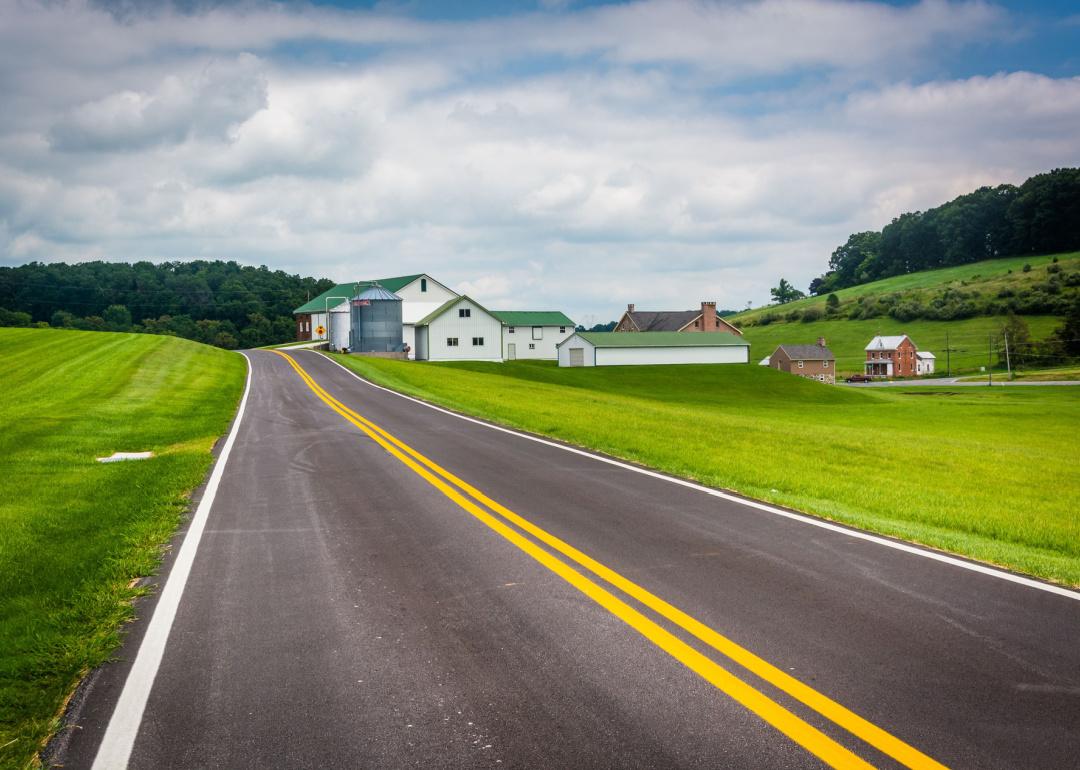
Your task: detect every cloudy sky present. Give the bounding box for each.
[1,0,1078,323]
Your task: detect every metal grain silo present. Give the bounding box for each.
[349,285,404,352]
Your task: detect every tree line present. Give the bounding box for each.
[808,167,1080,296]
[0,260,334,348]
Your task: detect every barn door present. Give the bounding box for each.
[569,348,585,367]
[508,343,516,360]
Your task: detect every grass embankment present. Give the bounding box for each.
[328,355,1080,587]
[0,329,245,769]
[731,252,1078,325]
[741,315,1060,374]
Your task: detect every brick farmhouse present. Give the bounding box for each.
[615,301,743,335]
[864,335,921,378]
[770,338,836,384]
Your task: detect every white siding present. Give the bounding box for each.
[421,299,503,361]
[596,345,748,366]
[503,325,574,360]
[394,275,458,304]
[403,323,417,359]
[556,334,596,366]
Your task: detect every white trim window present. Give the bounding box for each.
[532,326,543,340]
[798,360,804,368]
[447,337,459,347]
[823,360,829,368]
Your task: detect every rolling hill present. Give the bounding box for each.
[733,252,1079,374]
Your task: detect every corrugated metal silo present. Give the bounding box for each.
[349,285,404,352]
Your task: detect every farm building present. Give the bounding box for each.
[916,351,936,375]
[293,273,456,357]
[490,311,575,360]
[413,296,503,362]
[770,339,835,384]
[557,331,749,367]
[864,335,934,378]
[615,301,743,335]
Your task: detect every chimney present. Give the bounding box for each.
[817,337,826,347]
[627,303,635,313]
[701,301,717,331]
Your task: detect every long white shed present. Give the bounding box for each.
[557,331,750,367]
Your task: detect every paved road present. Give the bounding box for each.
[55,350,1080,769]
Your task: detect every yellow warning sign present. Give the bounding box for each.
[315,325,326,336]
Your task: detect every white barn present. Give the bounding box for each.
[414,296,504,362]
[916,351,936,375]
[557,332,750,367]
[293,273,457,357]
[490,311,575,360]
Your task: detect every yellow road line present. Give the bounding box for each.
[274,350,944,769]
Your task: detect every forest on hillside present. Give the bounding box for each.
[0,261,334,348]
[810,168,1080,295]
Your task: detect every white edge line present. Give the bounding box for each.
[91,353,253,770]
[310,351,1080,602]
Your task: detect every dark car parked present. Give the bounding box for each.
[845,373,874,383]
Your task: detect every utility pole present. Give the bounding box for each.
[945,331,950,377]
[988,333,993,387]
[1003,329,1012,380]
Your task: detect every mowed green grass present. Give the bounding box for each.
[740,315,1061,374]
[329,355,1080,587]
[0,328,245,769]
[731,251,1079,325]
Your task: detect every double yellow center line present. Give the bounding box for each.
[273,350,946,770]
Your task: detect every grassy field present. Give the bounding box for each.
[0,328,245,769]
[740,315,1061,375]
[327,354,1080,588]
[731,251,1079,325]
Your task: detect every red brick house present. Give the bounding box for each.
[615,301,743,335]
[864,335,919,378]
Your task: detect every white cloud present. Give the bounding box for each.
[0,0,1077,321]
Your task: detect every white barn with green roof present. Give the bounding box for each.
[490,311,575,360]
[293,273,457,357]
[414,296,503,362]
[556,331,749,367]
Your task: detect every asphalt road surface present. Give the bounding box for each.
[54,350,1080,769]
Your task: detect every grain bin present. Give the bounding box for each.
[349,285,404,352]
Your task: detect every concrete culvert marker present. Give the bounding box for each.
[96,451,154,463]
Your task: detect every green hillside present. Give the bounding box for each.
[735,252,1078,326]
[0,329,245,769]
[328,355,1080,588]
[742,316,1061,375]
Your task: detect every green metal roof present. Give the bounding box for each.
[490,310,575,327]
[293,274,425,314]
[563,332,749,348]
[414,295,493,326]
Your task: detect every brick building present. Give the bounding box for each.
[615,301,742,335]
[864,335,919,378]
[770,338,835,384]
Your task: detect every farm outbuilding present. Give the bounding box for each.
[490,311,575,360]
[557,331,749,367]
[413,296,504,362]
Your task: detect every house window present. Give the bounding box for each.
[823,360,829,367]
[508,326,515,333]
[447,337,459,347]
[694,320,699,327]
[559,326,566,334]
[472,337,484,346]
[532,326,542,340]
[798,360,804,368]
[529,343,535,350]
[459,308,471,318]
[421,278,427,292]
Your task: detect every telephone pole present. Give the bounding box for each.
[945,331,951,377]
[1003,329,1012,380]
[988,333,993,387]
